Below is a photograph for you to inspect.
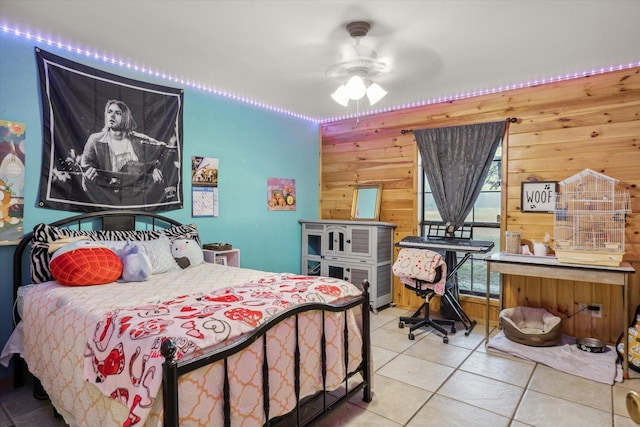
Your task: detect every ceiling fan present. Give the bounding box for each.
[327,21,390,107]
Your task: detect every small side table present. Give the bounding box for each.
[203,248,240,267]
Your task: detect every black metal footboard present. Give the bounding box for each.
[161,281,372,427]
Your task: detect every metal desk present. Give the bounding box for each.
[485,252,635,377]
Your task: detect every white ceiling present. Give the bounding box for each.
[2,0,640,121]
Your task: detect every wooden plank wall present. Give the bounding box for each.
[320,66,640,343]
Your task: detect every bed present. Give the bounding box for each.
[6,210,372,427]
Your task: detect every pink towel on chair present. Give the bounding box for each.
[392,248,447,295]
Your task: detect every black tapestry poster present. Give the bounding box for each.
[36,48,183,212]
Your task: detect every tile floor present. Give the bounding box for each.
[1,306,639,426]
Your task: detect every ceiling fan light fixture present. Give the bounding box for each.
[366,82,387,105]
[331,78,387,106]
[331,84,350,106]
[328,21,390,108]
[345,75,367,100]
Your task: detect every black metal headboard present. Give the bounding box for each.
[12,210,183,308]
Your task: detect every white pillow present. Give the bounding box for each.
[131,236,180,274]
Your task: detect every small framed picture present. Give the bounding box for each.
[521,181,557,213]
[214,255,227,266]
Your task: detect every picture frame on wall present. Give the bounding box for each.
[521,181,557,213]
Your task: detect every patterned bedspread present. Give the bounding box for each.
[22,263,365,427]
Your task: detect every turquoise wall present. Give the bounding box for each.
[0,33,320,380]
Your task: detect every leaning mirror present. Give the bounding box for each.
[351,184,382,221]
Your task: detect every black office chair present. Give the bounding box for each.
[398,276,456,343]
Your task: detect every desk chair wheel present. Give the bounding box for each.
[399,321,405,328]
[408,332,415,340]
[451,326,456,334]
[443,336,449,344]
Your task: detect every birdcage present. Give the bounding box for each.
[554,169,631,266]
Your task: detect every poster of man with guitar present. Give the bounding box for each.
[36,48,183,212]
[80,99,176,207]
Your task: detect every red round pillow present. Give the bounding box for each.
[49,240,123,286]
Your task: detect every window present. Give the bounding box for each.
[420,145,502,297]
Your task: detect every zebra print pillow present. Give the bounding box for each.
[30,222,200,284]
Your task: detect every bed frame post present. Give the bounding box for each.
[12,232,33,389]
[161,338,179,427]
[361,279,372,402]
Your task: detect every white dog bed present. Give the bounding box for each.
[499,306,562,347]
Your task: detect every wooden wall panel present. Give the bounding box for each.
[320,67,640,343]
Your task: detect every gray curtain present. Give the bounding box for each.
[414,121,506,315]
[414,121,506,232]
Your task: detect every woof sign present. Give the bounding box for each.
[521,181,557,213]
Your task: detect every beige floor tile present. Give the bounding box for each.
[393,321,443,341]
[350,373,432,425]
[374,307,413,327]
[615,413,638,427]
[475,324,501,354]
[422,325,486,350]
[372,345,399,372]
[460,351,535,387]
[613,383,634,417]
[514,389,611,427]
[528,364,612,412]
[9,405,66,427]
[382,316,421,333]
[0,411,10,427]
[371,326,424,353]
[509,421,535,427]
[403,335,473,368]
[407,394,510,427]
[616,377,640,392]
[377,306,414,318]
[404,339,472,368]
[370,308,407,330]
[0,383,51,418]
[377,353,455,392]
[437,370,524,418]
[313,401,402,427]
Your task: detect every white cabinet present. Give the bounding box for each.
[299,220,396,311]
